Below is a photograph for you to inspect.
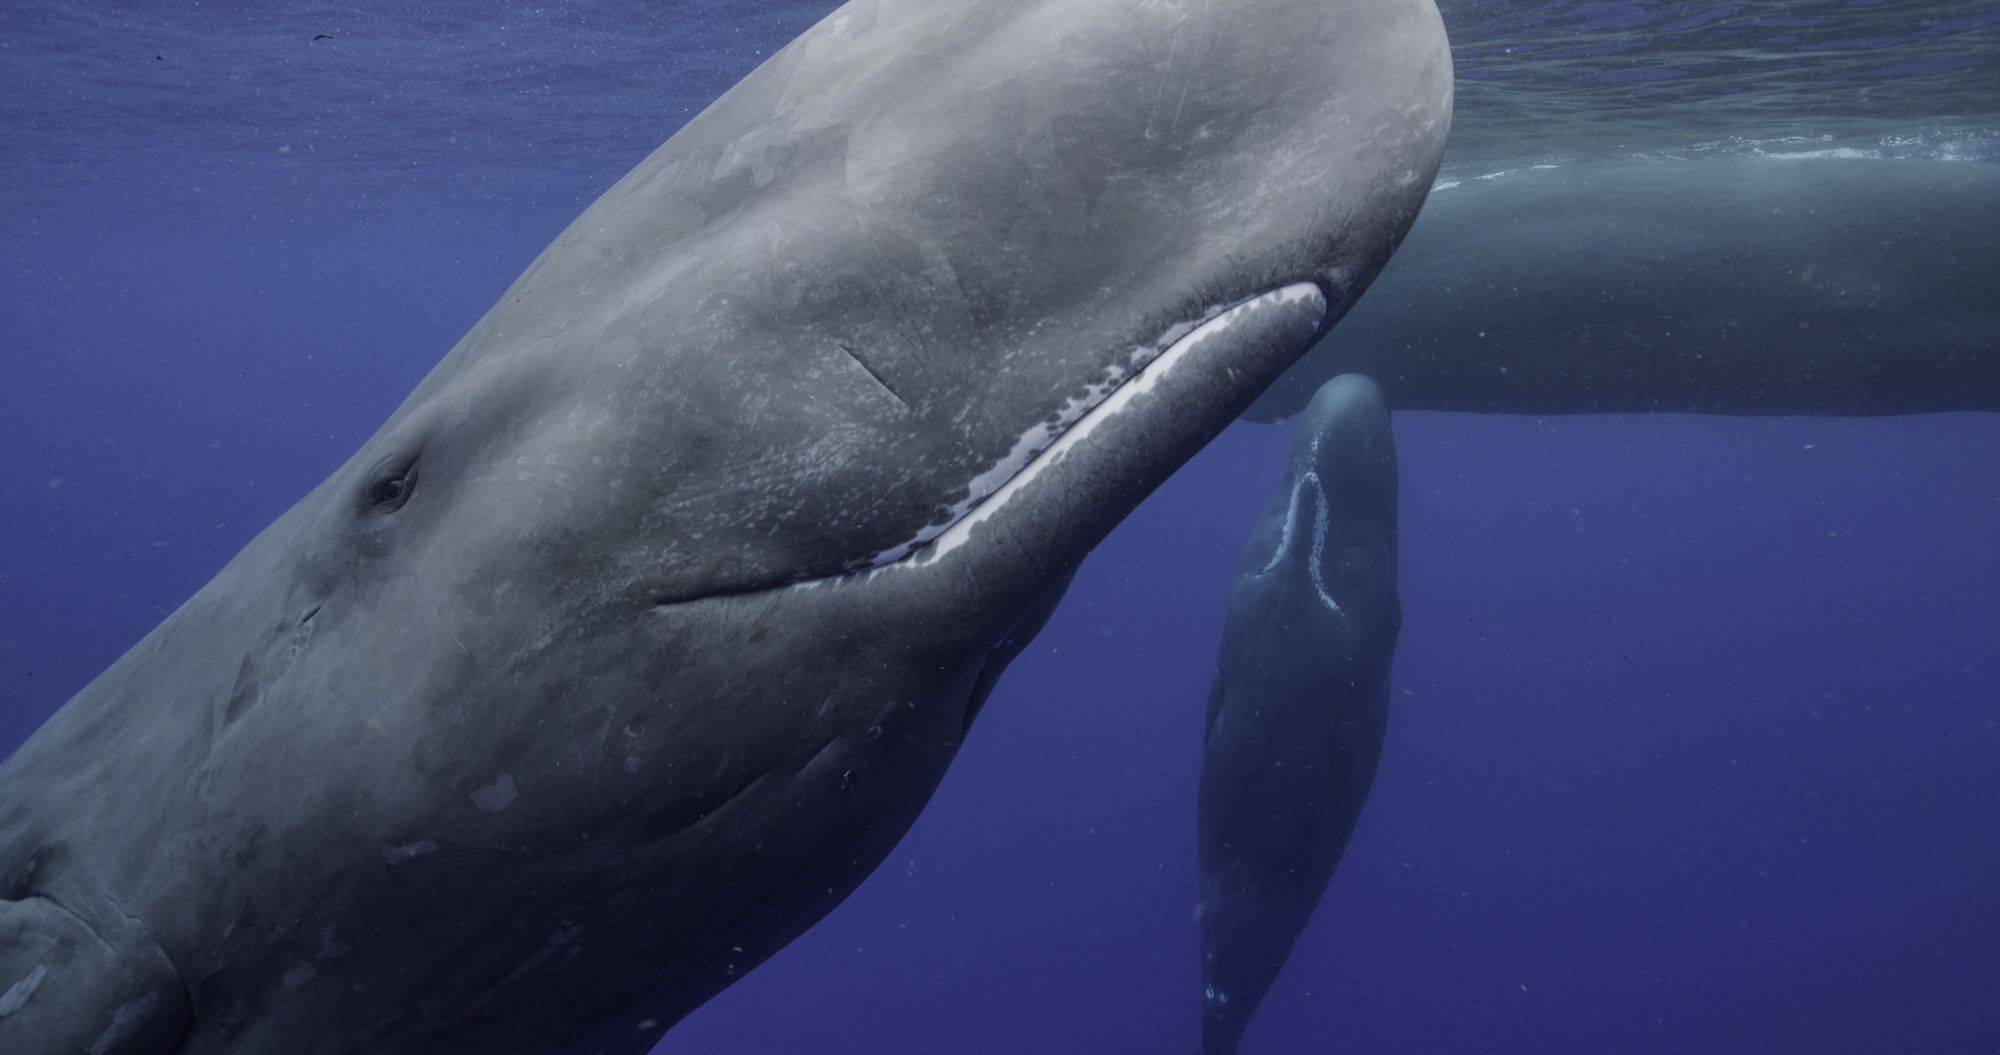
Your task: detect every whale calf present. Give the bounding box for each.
[1247,157,2000,420]
[0,0,1451,1051]
[1200,375,1402,1055]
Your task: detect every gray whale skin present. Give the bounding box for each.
[1248,157,2000,420]
[1198,375,1400,1055]
[0,0,1450,1051]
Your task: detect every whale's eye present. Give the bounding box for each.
[367,465,417,512]
[371,475,410,508]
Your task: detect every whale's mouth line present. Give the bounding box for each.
[649,282,1325,612]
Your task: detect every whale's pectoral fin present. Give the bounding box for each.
[0,895,191,1055]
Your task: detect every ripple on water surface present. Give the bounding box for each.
[0,0,1994,212]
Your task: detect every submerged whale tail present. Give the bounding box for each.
[0,893,188,1055]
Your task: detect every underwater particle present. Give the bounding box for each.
[471,775,518,812]
[381,840,437,864]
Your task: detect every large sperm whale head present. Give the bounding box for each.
[0,0,1450,1050]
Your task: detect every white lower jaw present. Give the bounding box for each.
[833,281,1326,582]
[1253,466,1346,617]
[645,282,1323,612]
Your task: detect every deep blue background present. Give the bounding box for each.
[4,1,2000,1051]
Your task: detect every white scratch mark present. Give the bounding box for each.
[0,964,47,1016]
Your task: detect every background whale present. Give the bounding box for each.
[0,0,1451,1051]
[1198,375,1402,1055]
[1247,157,2000,420]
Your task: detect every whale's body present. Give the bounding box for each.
[1198,375,1402,1055]
[1248,157,2000,421]
[0,0,1451,1051]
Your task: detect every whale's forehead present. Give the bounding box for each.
[371,0,1449,605]
[435,0,1451,359]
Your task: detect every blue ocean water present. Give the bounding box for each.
[1,2,1996,1052]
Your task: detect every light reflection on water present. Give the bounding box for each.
[0,0,1994,212]
[1442,0,2000,166]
